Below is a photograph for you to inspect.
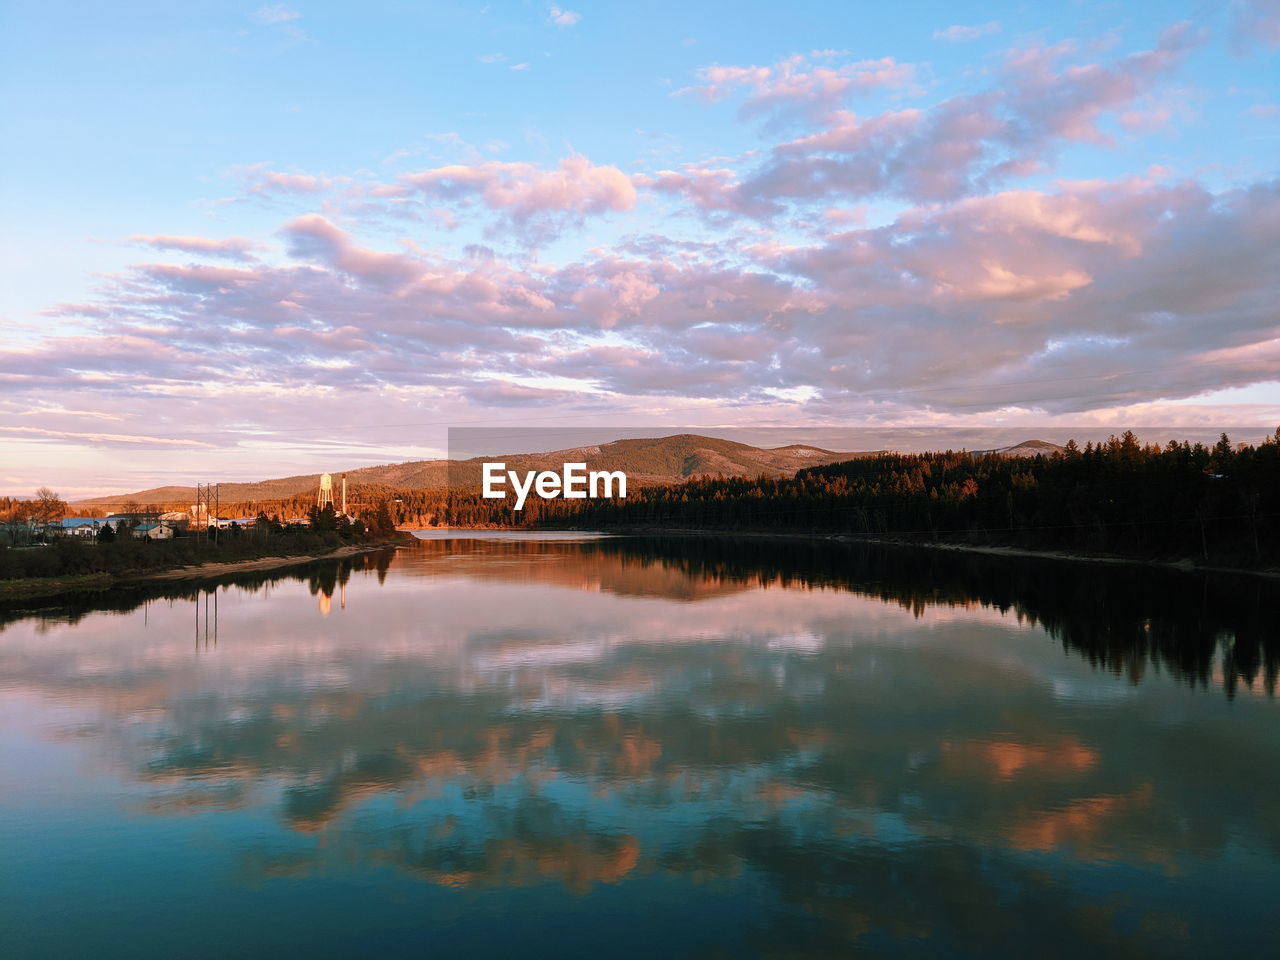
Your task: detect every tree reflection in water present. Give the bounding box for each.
[1,535,1276,957]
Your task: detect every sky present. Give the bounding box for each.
[1,0,1278,497]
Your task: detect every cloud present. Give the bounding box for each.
[252,4,301,25]
[238,165,334,196]
[251,4,307,40]
[125,234,263,261]
[9,176,1276,428]
[765,177,1280,410]
[664,24,1205,215]
[390,154,637,242]
[548,5,581,27]
[934,22,1001,42]
[4,16,1275,489]
[680,53,918,128]
[1230,0,1280,53]
[281,214,424,287]
[229,29,1202,232]
[0,426,216,448]
[635,163,781,219]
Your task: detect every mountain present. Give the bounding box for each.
[72,434,881,509]
[464,435,877,487]
[72,461,449,511]
[982,440,1067,457]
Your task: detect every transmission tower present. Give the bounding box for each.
[195,483,220,545]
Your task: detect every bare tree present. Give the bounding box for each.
[34,487,67,527]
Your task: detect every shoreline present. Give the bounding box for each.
[0,536,412,602]
[852,537,1280,581]
[5,527,1276,602]
[122,539,407,584]
[534,525,1280,581]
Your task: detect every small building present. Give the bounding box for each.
[60,517,102,538]
[210,517,255,529]
[104,511,161,532]
[131,522,175,541]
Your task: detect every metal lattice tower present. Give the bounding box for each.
[194,483,219,545]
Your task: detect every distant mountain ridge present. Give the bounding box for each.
[72,434,1077,509]
[72,434,883,508]
[974,440,1068,458]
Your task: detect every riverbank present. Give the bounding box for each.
[855,537,1280,581]
[125,537,409,583]
[0,534,414,602]
[540,525,1280,581]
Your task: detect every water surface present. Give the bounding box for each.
[1,534,1277,958]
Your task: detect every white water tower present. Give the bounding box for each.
[317,473,334,508]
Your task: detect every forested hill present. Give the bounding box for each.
[70,434,873,509]
[69,460,451,510]
[530,430,1280,568]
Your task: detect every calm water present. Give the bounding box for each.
[1,533,1277,958]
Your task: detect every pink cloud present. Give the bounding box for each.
[664,25,1205,215]
[239,166,335,195]
[1000,22,1204,146]
[84,181,1279,411]
[635,164,778,219]
[548,5,580,27]
[395,154,636,242]
[282,214,423,287]
[126,234,263,261]
[681,54,918,128]
[0,426,216,447]
[4,174,1277,448]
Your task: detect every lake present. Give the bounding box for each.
[1,533,1277,958]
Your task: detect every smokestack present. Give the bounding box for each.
[341,475,347,515]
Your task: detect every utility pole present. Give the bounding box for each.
[195,484,206,546]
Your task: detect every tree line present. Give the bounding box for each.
[427,428,1280,568]
[10,427,1278,568]
[0,500,401,584]
[569,534,1278,698]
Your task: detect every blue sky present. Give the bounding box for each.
[1,1,1278,495]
